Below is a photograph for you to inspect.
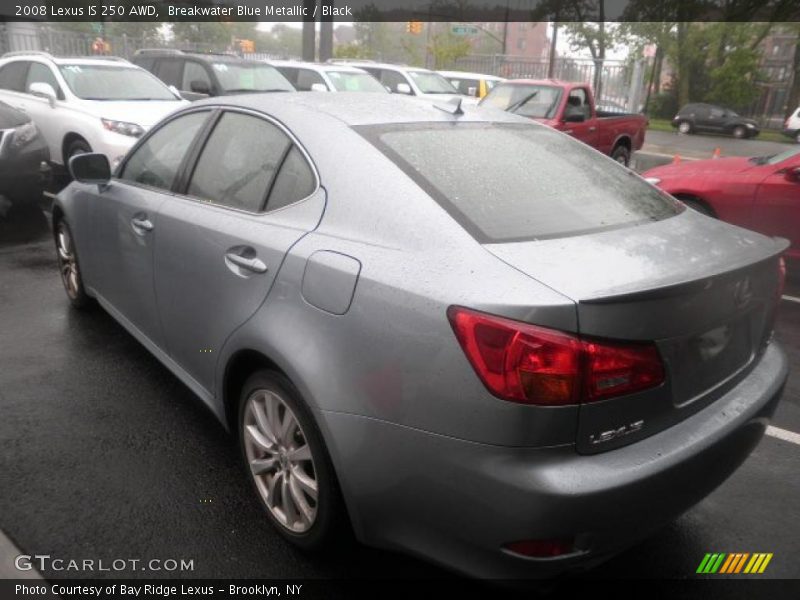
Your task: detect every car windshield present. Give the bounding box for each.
[361,122,681,243]
[326,70,387,93]
[59,64,177,101]
[211,62,294,93]
[407,70,458,94]
[480,84,563,119]
[751,146,800,166]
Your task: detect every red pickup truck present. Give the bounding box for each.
[480,79,648,166]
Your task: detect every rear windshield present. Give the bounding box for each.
[360,122,681,243]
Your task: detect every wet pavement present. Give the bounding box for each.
[1,194,799,583]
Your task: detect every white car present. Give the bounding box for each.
[0,51,188,168]
[437,70,504,99]
[783,107,800,143]
[332,60,464,102]
[268,60,387,93]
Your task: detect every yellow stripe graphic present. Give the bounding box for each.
[758,553,773,573]
[744,554,759,573]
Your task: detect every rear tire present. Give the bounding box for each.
[610,145,631,167]
[54,219,91,309]
[238,370,347,551]
[677,121,692,134]
[795,131,800,144]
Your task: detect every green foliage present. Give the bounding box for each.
[171,22,232,48]
[333,43,368,60]
[705,47,762,111]
[647,91,679,119]
[428,31,471,69]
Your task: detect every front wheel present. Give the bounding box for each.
[610,145,631,167]
[677,121,693,134]
[732,125,747,139]
[239,371,346,550]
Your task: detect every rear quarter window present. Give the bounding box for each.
[359,122,681,243]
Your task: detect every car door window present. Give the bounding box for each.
[187,112,292,212]
[267,146,316,210]
[0,61,30,92]
[182,61,212,93]
[25,62,63,98]
[120,111,209,190]
[380,70,410,93]
[295,69,326,91]
[710,107,724,118]
[275,66,298,87]
[567,88,591,119]
[155,58,183,88]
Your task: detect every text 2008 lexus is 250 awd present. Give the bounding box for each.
[53,93,788,578]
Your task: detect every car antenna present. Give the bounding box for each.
[434,97,464,116]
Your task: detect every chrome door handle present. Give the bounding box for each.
[131,217,153,233]
[225,252,268,274]
[588,126,597,132]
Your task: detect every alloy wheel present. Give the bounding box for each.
[56,223,80,299]
[243,389,318,533]
[678,121,691,134]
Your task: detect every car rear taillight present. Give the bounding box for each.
[447,306,665,406]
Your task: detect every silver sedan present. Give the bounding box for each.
[54,93,788,578]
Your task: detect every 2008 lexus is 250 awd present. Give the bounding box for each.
[53,93,788,578]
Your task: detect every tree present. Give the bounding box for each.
[171,22,232,49]
[428,27,471,69]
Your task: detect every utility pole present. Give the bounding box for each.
[302,0,316,60]
[547,22,558,78]
[319,0,333,62]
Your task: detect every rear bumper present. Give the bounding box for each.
[322,342,787,579]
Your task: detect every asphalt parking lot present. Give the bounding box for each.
[1,180,799,584]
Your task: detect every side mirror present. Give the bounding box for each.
[69,153,111,185]
[310,83,328,92]
[189,79,211,95]
[564,112,585,123]
[395,82,412,95]
[29,82,57,106]
[784,166,800,183]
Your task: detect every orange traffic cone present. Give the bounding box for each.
[673,154,681,164]
[712,147,721,159]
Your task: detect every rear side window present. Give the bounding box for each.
[134,56,155,72]
[267,146,316,210]
[361,123,681,243]
[187,112,292,212]
[120,111,208,190]
[155,58,183,88]
[0,61,29,92]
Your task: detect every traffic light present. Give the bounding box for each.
[406,21,423,35]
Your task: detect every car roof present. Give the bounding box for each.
[498,78,579,89]
[0,53,137,68]
[192,91,527,127]
[337,61,434,74]
[438,70,504,81]
[270,60,368,74]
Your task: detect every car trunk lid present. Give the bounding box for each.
[485,210,786,453]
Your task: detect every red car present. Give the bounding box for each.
[643,147,800,261]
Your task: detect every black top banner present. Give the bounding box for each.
[1,0,800,22]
